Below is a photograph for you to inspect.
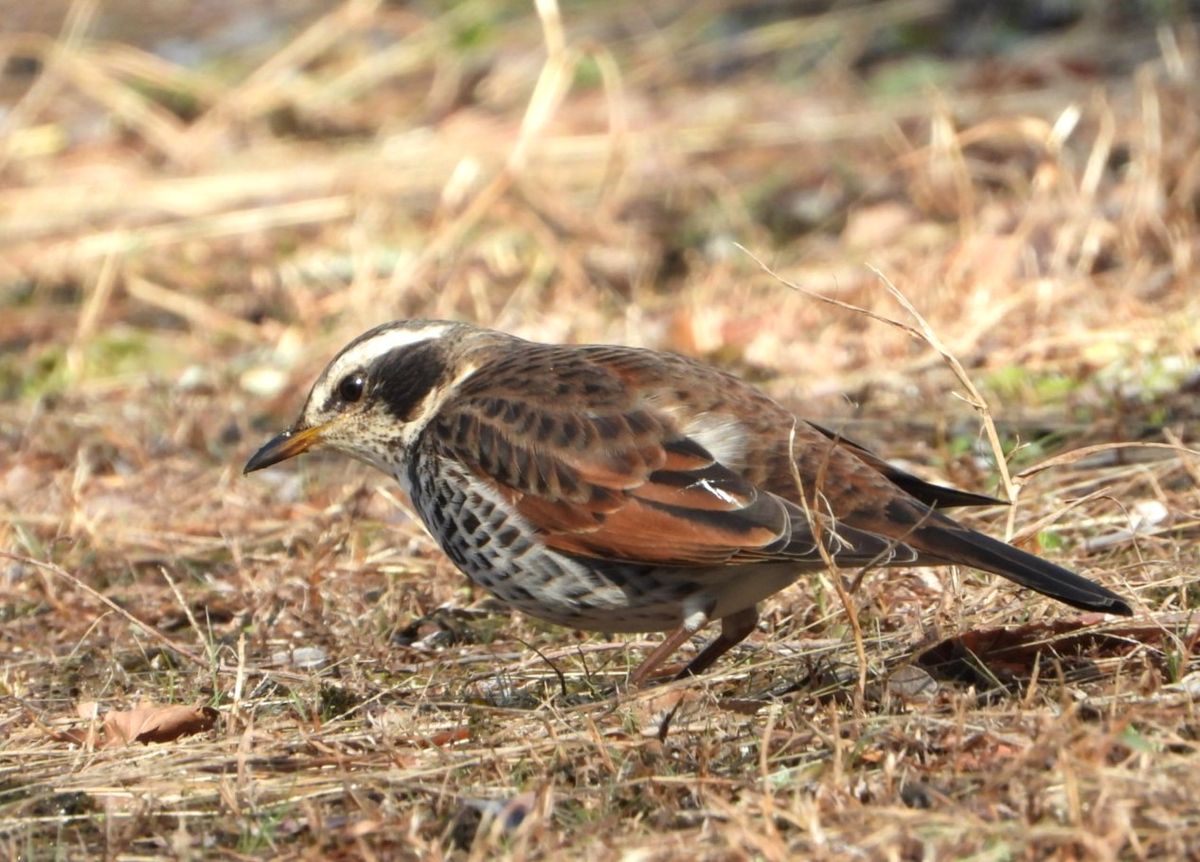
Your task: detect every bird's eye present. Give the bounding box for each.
[338,373,366,403]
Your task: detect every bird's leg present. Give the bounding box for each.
[630,626,698,686]
[674,606,759,680]
[630,606,761,686]
[628,607,710,686]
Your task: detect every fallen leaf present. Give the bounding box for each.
[885,664,939,702]
[918,615,1199,685]
[102,703,219,747]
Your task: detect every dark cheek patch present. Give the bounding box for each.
[372,343,447,421]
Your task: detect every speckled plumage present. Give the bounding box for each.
[245,320,1132,683]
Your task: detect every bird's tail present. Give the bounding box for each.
[918,521,1132,615]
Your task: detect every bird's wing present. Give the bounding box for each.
[426,351,904,568]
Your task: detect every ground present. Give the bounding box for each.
[2,1,1199,858]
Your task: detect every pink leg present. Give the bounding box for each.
[674,607,759,680]
[629,606,760,686]
[630,625,698,686]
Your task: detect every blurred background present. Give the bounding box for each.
[4,1,1196,423]
[2,0,1199,856]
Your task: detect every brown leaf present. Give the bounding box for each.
[44,726,93,746]
[918,614,1199,684]
[885,664,939,702]
[101,703,219,747]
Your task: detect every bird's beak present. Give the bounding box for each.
[243,424,325,474]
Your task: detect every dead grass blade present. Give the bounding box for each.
[1015,441,1200,480]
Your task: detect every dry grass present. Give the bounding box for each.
[2,1,1199,858]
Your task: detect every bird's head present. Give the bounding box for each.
[243,319,473,477]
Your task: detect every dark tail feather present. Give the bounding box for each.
[920,524,1133,615]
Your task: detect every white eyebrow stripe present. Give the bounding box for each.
[333,324,451,373]
[306,323,453,416]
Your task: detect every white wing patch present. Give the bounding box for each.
[682,412,748,470]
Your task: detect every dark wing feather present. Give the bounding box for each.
[806,421,1006,509]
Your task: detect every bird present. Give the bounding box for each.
[244,319,1133,684]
